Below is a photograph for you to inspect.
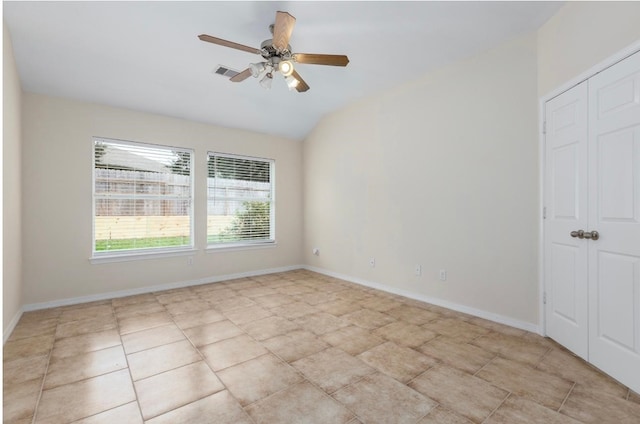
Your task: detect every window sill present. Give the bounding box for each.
[90,248,198,264]
[206,241,277,253]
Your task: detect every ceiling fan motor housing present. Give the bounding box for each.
[260,39,292,60]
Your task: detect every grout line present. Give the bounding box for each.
[207,276,365,422]
[33,307,130,422]
[241,277,357,420]
[534,347,553,370]
[557,382,576,413]
[170,282,276,424]
[473,354,498,377]
[167,293,245,405]
[112,300,146,422]
[482,392,511,424]
[13,274,302,423]
[469,332,487,343]
[122,285,255,423]
[405,363,437,387]
[29,326,57,424]
[324,373,371,423]
[36,346,130,390]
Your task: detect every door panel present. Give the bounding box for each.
[596,251,639,352]
[550,243,579,324]
[552,143,580,219]
[588,50,640,393]
[544,81,589,359]
[599,129,636,221]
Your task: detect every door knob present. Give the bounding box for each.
[570,230,599,240]
[583,230,599,240]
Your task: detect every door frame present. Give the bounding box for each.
[538,40,640,336]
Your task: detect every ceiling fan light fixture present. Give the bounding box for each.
[250,62,266,78]
[279,60,294,77]
[285,75,299,90]
[260,72,273,89]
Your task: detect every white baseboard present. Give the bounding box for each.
[4,307,24,344]
[22,265,304,312]
[304,265,540,334]
[14,263,539,341]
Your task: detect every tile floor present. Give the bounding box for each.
[4,269,640,423]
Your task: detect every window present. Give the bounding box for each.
[207,153,274,247]
[93,138,193,257]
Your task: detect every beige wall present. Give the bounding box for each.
[3,25,24,333]
[538,1,640,96]
[21,94,303,305]
[303,33,540,325]
[12,3,640,327]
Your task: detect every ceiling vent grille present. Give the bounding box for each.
[213,65,239,78]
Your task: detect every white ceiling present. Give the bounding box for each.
[4,1,563,140]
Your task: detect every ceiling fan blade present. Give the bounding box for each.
[291,70,310,92]
[293,53,349,67]
[198,34,262,55]
[230,68,252,82]
[272,11,296,51]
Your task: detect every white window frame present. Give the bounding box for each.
[91,137,195,263]
[206,152,275,251]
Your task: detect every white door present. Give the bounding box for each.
[587,50,640,391]
[544,81,589,360]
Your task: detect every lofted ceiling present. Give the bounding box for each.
[4,1,563,140]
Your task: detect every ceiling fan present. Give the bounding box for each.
[198,11,349,93]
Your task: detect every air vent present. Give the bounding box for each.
[213,65,240,78]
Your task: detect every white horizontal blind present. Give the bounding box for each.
[93,138,193,255]
[207,153,274,246]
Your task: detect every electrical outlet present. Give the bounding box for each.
[439,269,447,281]
[369,257,375,268]
[312,248,320,256]
[414,265,422,276]
[188,256,194,266]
